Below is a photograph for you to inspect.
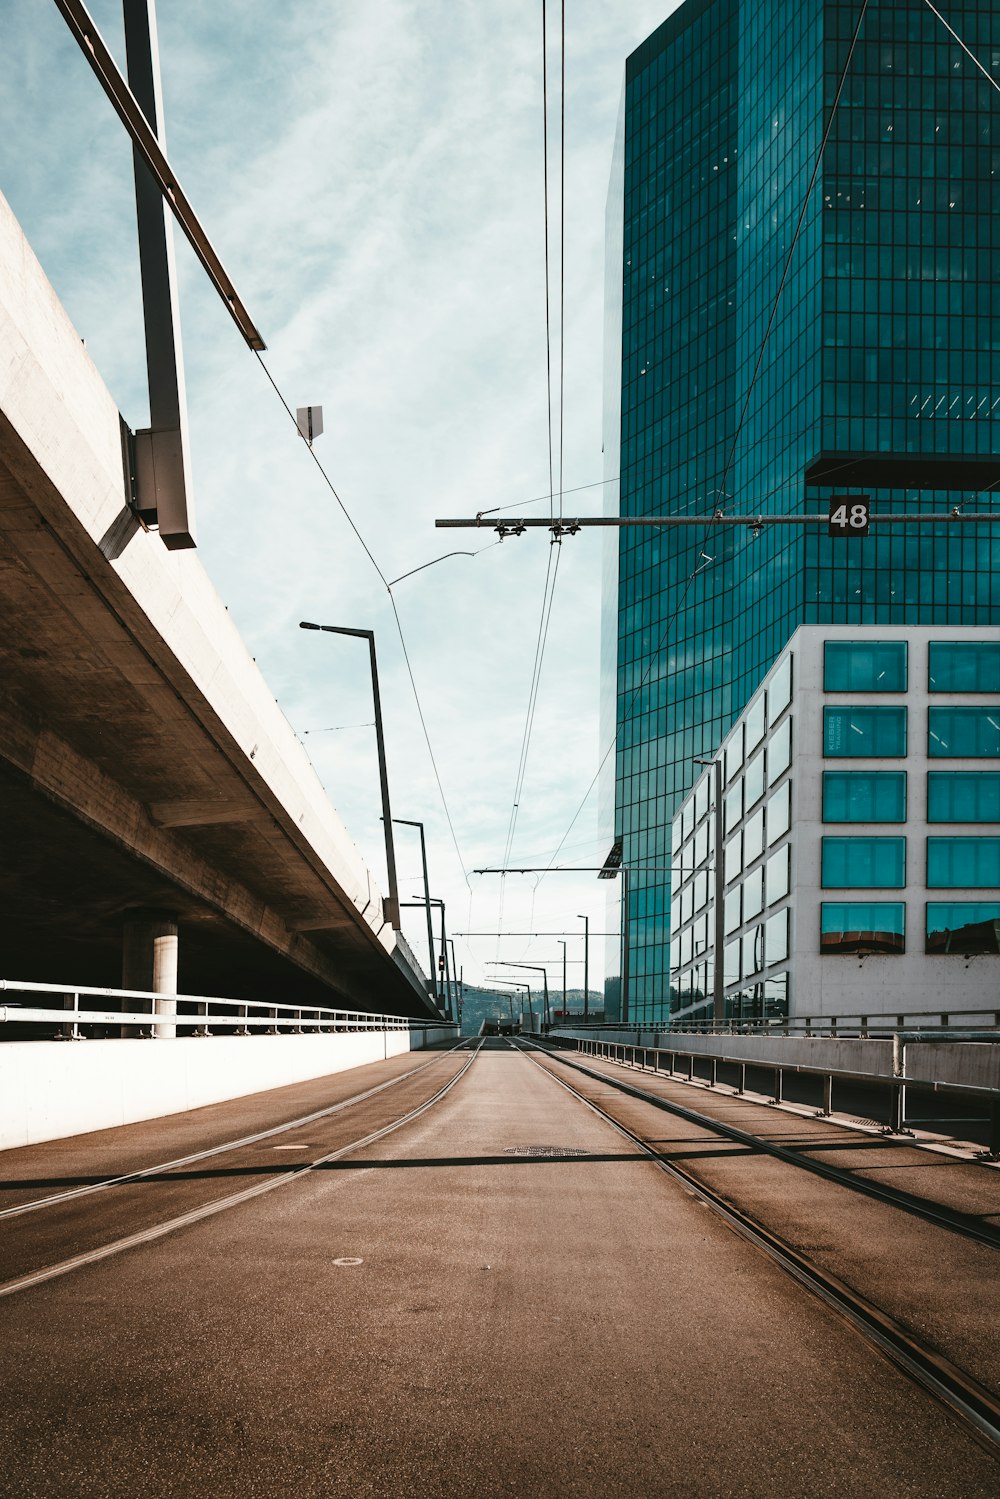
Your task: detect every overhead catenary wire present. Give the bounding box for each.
[493,0,569,955]
[536,0,874,889]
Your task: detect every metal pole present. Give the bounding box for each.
[366,634,400,929]
[394,819,437,1000]
[299,625,399,929]
[559,940,567,1018]
[712,761,725,1024]
[542,969,550,1029]
[579,914,589,1018]
[440,904,452,1021]
[621,866,630,1025]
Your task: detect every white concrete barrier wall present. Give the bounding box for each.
[0,1031,429,1151]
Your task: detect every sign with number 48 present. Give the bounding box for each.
[828,496,870,536]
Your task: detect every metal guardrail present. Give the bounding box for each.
[562,1035,1000,1156]
[0,978,455,1041]
[551,1006,1000,1040]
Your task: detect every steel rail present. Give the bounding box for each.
[541,1044,1000,1249]
[0,1040,472,1224]
[520,1042,1000,1456]
[0,1043,480,1300]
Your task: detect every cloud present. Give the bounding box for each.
[0,0,680,988]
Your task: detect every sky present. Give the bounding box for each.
[0,0,681,1005]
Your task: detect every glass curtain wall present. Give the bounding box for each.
[605,0,1000,1024]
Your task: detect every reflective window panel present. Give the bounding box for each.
[725,781,743,835]
[928,708,1000,759]
[744,808,765,867]
[927,772,1000,824]
[926,837,1000,889]
[767,655,793,724]
[725,724,745,785]
[724,886,742,936]
[745,750,766,810]
[765,908,789,966]
[823,771,906,822]
[824,706,907,757]
[746,695,766,754]
[925,903,1000,955]
[928,643,1000,695]
[768,718,791,786]
[767,782,791,844]
[821,902,905,955]
[743,864,765,921]
[821,836,906,888]
[724,832,742,885]
[824,640,907,692]
[765,844,791,906]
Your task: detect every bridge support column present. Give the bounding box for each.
[122,910,179,1038]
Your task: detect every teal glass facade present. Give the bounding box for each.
[604,0,1000,1022]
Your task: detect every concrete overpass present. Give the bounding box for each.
[0,189,437,1020]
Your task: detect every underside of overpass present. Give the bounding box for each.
[0,190,437,1021]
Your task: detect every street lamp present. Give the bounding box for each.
[577,914,589,1018]
[694,755,725,1024]
[400,895,452,1021]
[494,981,532,1032]
[492,962,551,1028]
[393,818,436,1001]
[299,622,399,928]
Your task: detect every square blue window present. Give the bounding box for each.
[926,838,1000,889]
[824,640,907,692]
[824,707,907,757]
[821,902,905,955]
[823,771,906,822]
[925,903,1000,955]
[927,708,1000,759]
[927,773,1000,823]
[928,643,1000,694]
[821,837,906,888]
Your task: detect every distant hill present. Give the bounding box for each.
[456,984,603,1037]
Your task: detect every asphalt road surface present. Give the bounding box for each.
[1,1039,998,1498]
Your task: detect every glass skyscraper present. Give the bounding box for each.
[602,0,1000,1023]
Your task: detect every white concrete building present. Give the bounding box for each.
[669,626,1000,1023]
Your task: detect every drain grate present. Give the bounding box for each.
[503,1145,590,1157]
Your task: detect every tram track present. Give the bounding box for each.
[536,1042,1000,1249]
[0,1038,473,1223]
[0,1040,480,1300]
[521,1040,1000,1457]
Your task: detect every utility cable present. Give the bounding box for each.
[253,349,470,888]
[922,0,1000,96]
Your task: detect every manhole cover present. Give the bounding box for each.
[503,1145,590,1157]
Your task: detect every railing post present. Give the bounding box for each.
[687,1055,694,1083]
[772,1066,783,1104]
[708,1057,717,1089]
[984,1099,1000,1162]
[737,1062,746,1096]
[58,992,82,1041]
[819,1074,833,1117]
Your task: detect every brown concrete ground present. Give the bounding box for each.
[0,1040,998,1498]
